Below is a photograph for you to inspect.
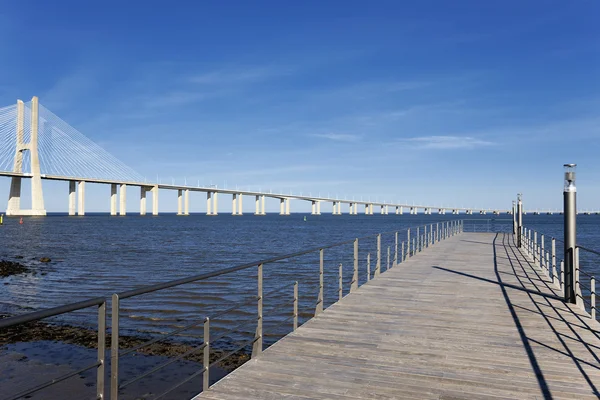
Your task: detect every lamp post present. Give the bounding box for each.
[517,194,523,248]
[563,164,577,303]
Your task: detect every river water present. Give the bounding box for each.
[1,212,599,399]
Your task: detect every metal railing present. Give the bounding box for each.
[0,220,464,400]
[519,226,598,323]
[462,218,513,233]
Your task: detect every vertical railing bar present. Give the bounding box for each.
[338,263,343,301]
[552,238,557,285]
[252,263,263,357]
[401,241,405,263]
[351,239,358,292]
[203,317,210,391]
[592,276,596,321]
[367,253,371,281]
[315,250,324,315]
[110,294,120,400]
[293,281,298,331]
[394,231,398,267]
[387,246,390,270]
[97,301,106,400]
[375,234,381,277]
[561,259,564,292]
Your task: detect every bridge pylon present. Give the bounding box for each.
[6,97,46,216]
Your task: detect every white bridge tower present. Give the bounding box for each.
[6,96,46,216]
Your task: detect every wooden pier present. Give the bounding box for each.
[196,232,600,399]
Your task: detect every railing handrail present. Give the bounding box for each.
[0,296,105,329]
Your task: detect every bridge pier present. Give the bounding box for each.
[110,184,117,216]
[151,185,158,215]
[177,190,183,215]
[119,184,127,216]
[206,192,218,215]
[255,195,265,215]
[184,189,189,215]
[279,198,285,215]
[311,201,317,215]
[238,194,243,215]
[68,181,76,216]
[140,187,147,216]
[77,181,85,216]
[232,194,238,215]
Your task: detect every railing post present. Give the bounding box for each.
[416,227,420,252]
[110,294,120,400]
[97,301,106,400]
[560,259,564,292]
[367,253,371,281]
[407,228,411,257]
[540,234,545,270]
[293,281,298,331]
[545,253,550,279]
[394,232,398,266]
[575,247,583,310]
[533,231,540,264]
[424,225,427,248]
[315,250,324,315]
[351,239,358,292]
[517,194,523,247]
[375,234,381,277]
[387,246,390,270]
[436,222,439,243]
[401,241,405,262]
[592,277,596,320]
[338,264,343,301]
[552,238,557,284]
[252,263,263,357]
[203,317,210,391]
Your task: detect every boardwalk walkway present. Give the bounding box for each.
[195,233,600,399]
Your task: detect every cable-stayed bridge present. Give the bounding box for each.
[0,96,535,217]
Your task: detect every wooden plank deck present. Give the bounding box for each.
[195,232,600,399]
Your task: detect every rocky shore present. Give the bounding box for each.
[0,314,250,371]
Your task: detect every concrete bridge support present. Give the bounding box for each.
[232,194,238,215]
[316,201,321,215]
[119,184,127,216]
[140,187,147,216]
[184,189,189,215]
[238,194,243,215]
[255,195,261,215]
[77,181,85,216]
[311,201,317,215]
[68,181,76,216]
[110,184,117,216]
[177,190,183,215]
[206,192,218,215]
[151,186,158,216]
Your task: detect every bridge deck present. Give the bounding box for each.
[196,233,600,399]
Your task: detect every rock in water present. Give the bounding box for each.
[40,257,51,263]
[0,260,31,277]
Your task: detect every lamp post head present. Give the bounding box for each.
[564,164,576,192]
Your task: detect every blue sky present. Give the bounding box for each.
[0,1,599,212]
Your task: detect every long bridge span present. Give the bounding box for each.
[0,97,517,217]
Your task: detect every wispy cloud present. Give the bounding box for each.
[398,135,495,149]
[310,133,361,142]
[189,66,291,85]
